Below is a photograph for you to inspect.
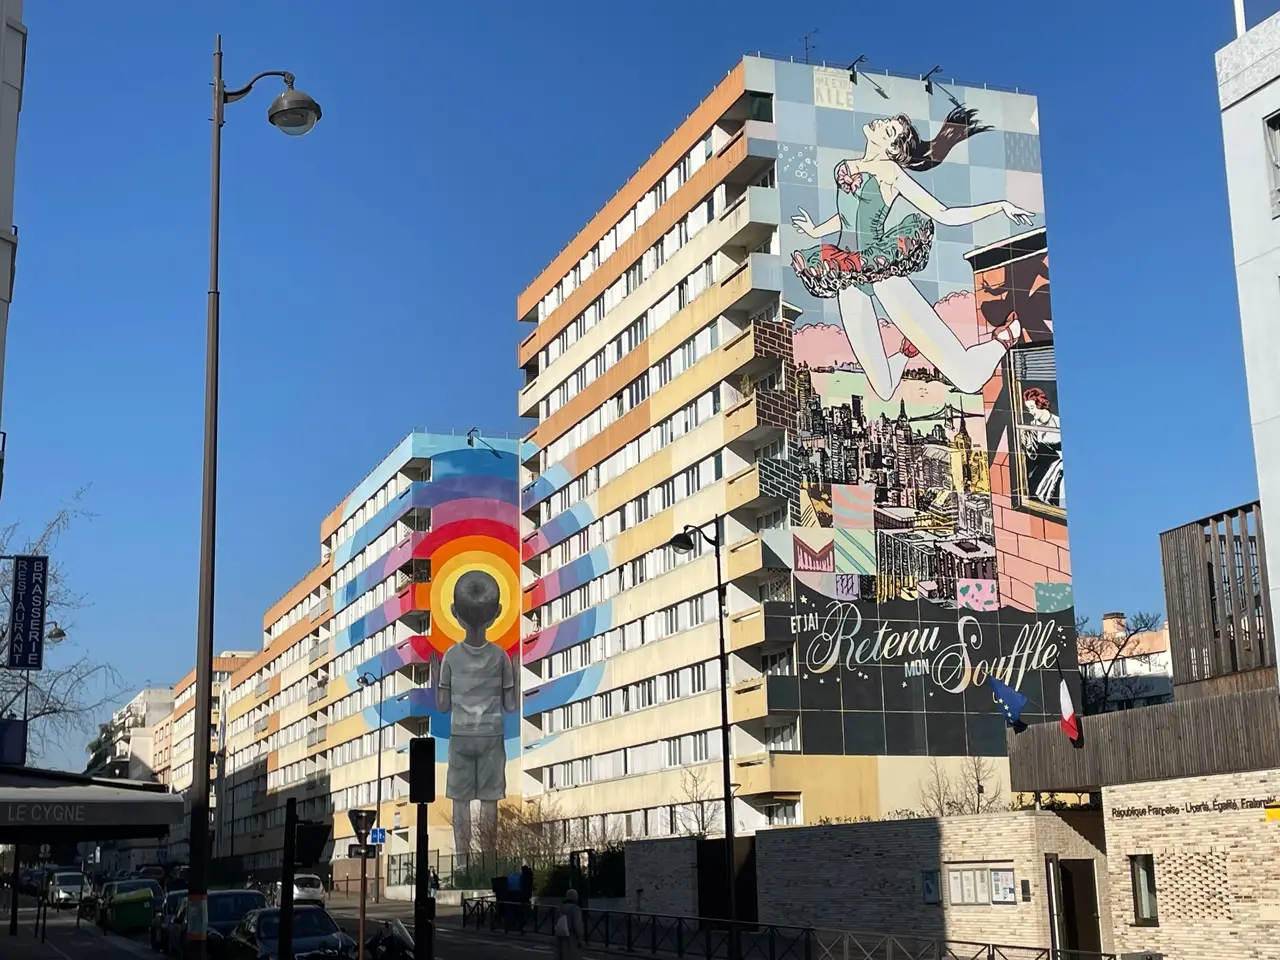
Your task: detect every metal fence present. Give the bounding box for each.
[460,899,1120,960]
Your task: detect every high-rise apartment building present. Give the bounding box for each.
[1217,9,1280,685]
[517,56,1078,835]
[220,430,520,886]
[164,654,252,864]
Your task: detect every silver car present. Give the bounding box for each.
[46,871,87,909]
[275,873,326,907]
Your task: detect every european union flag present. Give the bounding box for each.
[989,676,1028,728]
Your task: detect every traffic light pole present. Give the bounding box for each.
[279,798,296,960]
[414,807,433,960]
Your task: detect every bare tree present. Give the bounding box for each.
[494,795,570,866]
[675,766,722,837]
[918,756,1006,817]
[918,758,955,818]
[0,489,125,763]
[949,756,1007,815]
[1076,611,1165,715]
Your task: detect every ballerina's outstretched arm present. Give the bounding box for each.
[791,207,844,239]
[895,174,1034,228]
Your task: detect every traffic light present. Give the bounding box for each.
[295,821,332,868]
[409,736,436,804]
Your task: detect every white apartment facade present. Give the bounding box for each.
[1219,7,1280,682]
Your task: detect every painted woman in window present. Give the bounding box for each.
[1020,387,1064,508]
[790,107,1034,400]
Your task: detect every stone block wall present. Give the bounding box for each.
[753,810,1106,949]
[625,836,699,917]
[1104,769,1280,960]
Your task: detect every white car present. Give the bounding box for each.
[46,871,87,909]
[275,874,327,907]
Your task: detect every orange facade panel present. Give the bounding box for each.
[516,62,746,334]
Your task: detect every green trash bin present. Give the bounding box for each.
[107,889,155,934]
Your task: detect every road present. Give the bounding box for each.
[0,901,606,960]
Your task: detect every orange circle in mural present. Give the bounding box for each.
[428,536,519,656]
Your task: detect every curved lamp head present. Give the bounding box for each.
[667,530,697,555]
[268,86,322,137]
[46,622,66,643]
[357,672,377,688]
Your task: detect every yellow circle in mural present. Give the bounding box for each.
[430,546,519,649]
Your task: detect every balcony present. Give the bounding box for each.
[253,717,269,735]
[728,602,793,652]
[730,674,800,724]
[307,684,329,706]
[307,725,328,748]
[731,752,798,798]
[309,640,330,665]
[724,392,791,448]
[254,680,270,700]
[725,535,765,581]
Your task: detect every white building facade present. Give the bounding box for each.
[1218,8,1280,681]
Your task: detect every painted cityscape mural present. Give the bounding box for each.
[763,61,1077,756]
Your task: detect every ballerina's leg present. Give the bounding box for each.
[873,277,1007,395]
[836,285,907,402]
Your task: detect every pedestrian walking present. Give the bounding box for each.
[554,888,584,960]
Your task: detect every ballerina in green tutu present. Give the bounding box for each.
[791,106,1034,400]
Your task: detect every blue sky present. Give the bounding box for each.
[6,1,1274,768]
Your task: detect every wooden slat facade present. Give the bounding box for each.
[1007,689,1280,793]
[1175,665,1277,702]
[1160,500,1275,685]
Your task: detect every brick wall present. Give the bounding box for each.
[1104,769,1280,960]
[753,810,1107,949]
[625,837,699,917]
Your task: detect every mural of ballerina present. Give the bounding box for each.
[791,106,1035,400]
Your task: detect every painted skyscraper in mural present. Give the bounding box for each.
[515,55,1076,832]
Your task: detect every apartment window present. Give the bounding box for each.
[1129,854,1159,926]
[764,721,798,752]
[762,647,795,677]
[765,801,797,825]
[1267,112,1280,217]
[748,92,774,122]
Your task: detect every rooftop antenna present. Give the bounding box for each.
[801,29,818,64]
[1235,0,1247,37]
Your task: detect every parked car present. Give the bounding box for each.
[224,906,356,959]
[150,890,186,952]
[168,889,267,959]
[275,873,327,907]
[45,870,87,909]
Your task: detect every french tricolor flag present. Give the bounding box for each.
[1059,677,1081,744]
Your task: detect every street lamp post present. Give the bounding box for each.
[667,520,737,951]
[357,671,385,904]
[185,36,321,960]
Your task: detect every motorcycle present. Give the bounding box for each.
[365,919,415,960]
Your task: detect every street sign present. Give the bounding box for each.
[369,828,386,845]
[347,808,376,844]
[347,843,377,859]
[7,555,49,670]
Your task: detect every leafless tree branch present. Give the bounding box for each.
[1076,611,1165,714]
[0,488,125,764]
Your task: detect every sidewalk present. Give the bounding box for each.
[2,912,151,960]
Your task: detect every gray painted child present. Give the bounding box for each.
[436,569,517,853]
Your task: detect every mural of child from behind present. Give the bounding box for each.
[435,569,516,856]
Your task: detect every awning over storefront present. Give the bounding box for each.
[0,765,184,843]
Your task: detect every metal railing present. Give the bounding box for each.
[307,684,328,704]
[460,901,1120,960]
